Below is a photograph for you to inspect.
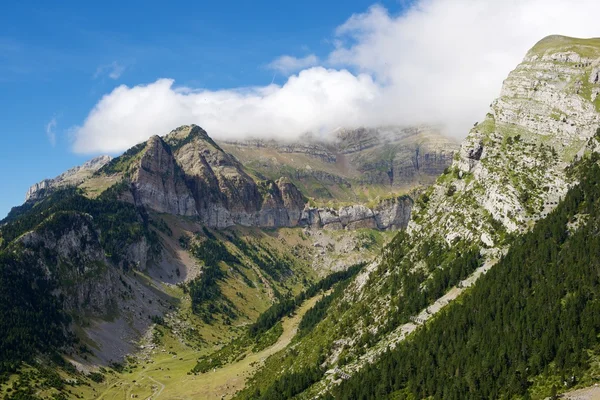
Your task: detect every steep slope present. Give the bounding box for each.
[235,35,600,399]
[334,154,600,400]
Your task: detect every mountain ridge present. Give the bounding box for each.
[232,35,600,399]
[18,124,456,232]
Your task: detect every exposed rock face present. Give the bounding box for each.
[18,213,124,316]
[299,195,413,231]
[130,135,198,216]
[421,35,600,244]
[25,155,112,201]
[101,125,414,231]
[373,196,414,230]
[118,125,310,229]
[219,126,458,203]
[335,126,456,187]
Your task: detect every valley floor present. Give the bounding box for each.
[92,292,324,400]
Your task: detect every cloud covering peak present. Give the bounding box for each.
[72,0,600,154]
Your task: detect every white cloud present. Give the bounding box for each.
[94,61,125,80]
[268,54,319,74]
[72,70,378,153]
[328,0,600,137]
[73,0,600,154]
[46,117,57,146]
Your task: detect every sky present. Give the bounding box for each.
[2,0,600,218]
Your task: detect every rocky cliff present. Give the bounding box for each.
[83,125,412,231]
[219,126,457,203]
[25,155,111,201]
[300,195,412,231]
[335,126,456,187]
[117,125,307,228]
[356,36,600,345]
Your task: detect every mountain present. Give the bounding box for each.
[0,122,452,399]
[233,35,600,399]
[219,125,457,205]
[5,34,600,400]
[25,155,112,201]
[19,125,443,232]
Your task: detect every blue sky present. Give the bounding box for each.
[0,0,404,218]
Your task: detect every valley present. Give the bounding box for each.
[93,291,324,400]
[4,33,600,400]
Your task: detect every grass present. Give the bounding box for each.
[78,174,123,198]
[528,35,600,59]
[90,293,325,400]
[0,211,390,400]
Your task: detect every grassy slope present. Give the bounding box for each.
[88,292,325,400]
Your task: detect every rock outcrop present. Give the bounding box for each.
[130,135,198,216]
[410,34,600,245]
[299,195,413,231]
[18,212,133,316]
[25,155,112,201]
[335,126,456,187]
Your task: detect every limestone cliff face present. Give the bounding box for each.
[25,155,112,201]
[118,125,310,228]
[409,35,600,247]
[18,213,132,316]
[299,195,413,231]
[130,135,198,217]
[166,125,264,227]
[335,126,457,188]
[219,126,458,203]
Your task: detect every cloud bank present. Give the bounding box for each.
[73,0,600,154]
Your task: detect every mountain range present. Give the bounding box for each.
[2,35,600,400]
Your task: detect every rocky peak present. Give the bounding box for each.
[93,124,414,231]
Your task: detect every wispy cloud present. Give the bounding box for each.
[267,54,319,75]
[46,117,57,146]
[94,61,125,80]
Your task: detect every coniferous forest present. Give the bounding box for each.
[333,156,600,399]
